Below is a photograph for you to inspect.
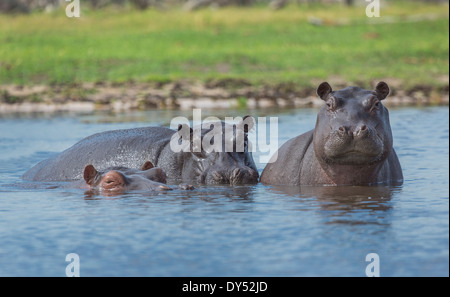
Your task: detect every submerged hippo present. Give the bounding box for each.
[82,161,173,194]
[23,117,259,185]
[260,82,403,186]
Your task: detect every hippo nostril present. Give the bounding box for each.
[355,124,369,138]
[229,168,242,185]
[211,171,225,182]
[338,126,347,136]
[232,168,241,178]
[229,167,259,185]
[228,170,239,185]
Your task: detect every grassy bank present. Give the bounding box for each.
[0,2,448,91]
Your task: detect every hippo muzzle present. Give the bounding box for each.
[323,122,385,165]
[203,166,259,185]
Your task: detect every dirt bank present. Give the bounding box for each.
[0,79,448,113]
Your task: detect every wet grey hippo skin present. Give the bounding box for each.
[260,82,403,186]
[23,117,259,185]
[82,161,173,194]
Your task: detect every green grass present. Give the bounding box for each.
[0,2,448,88]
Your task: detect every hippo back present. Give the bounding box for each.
[23,127,176,181]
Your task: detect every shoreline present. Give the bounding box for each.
[1,79,448,113]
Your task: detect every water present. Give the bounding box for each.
[0,107,448,277]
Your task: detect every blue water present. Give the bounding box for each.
[0,107,448,276]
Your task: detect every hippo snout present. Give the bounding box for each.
[207,167,259,185]
[231,168,243,182]
[230,167,257,185]
[324,123,384,165]
[336,124,369,139]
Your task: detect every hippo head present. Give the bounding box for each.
[313,82,393,167]
[172,116,259,185]
[83,161,171,194]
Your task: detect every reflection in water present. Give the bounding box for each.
[269,185,402,225]
[8,179,256,202]
[191,185,255,202]
[83,188,162,199]
[81,184,256,202]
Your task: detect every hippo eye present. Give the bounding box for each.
[371,99,381,112]
[326,97,338,110]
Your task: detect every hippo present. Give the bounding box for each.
[260,82,403,186]
[23,117,259,185]
[82,161,173,195]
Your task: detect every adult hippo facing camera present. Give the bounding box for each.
[23,116,259,185]
[260,82,403,186]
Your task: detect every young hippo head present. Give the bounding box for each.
[314,82,393,166]
[172,116,259,185]
[83,161,171,195]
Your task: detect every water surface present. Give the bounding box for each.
[0,107,448,276]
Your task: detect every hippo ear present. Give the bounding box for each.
[141,161,154,171]
[238,115,255,133]
[374,81,390,100]
[83,164,98,186]
[317,82,332,100]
